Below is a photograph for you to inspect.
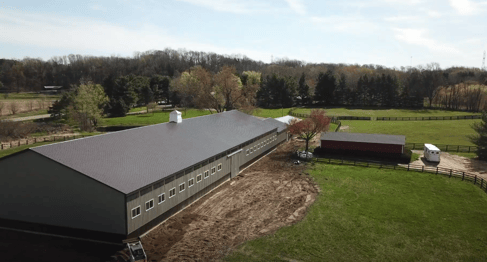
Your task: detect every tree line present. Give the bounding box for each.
[2,48,487,111]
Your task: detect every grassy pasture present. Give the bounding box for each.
[0,93,60,100]
[225,164,487,262]
[101,109,212,126]
[340,119,479,145]
[293,107,480,118]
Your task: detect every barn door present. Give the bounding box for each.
[230,150,241,178]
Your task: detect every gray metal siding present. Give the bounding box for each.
[126,153,231,234]
[0,150,126,235]
[125,131,280,234]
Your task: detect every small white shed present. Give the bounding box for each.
[424,144,441,162]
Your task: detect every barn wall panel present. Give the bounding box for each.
[0,150,126,235]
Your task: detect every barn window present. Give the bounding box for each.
[246,149,249,156]
[197,174,202,182]
[204,170,209,179]
[169,187,176,198]
[211,167,216,175]
[145,199,154,211]
[179,182,185,192]
[250,148,253,154]
[217,164,222,171]
[131,206,141,219]
[188,178,194,187]
[158,193,165,204]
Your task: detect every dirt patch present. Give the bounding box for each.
[139,137,320,262]
[410,150,487,180]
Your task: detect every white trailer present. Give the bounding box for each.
[424,144,441,162]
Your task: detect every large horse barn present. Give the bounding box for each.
[320,132,406,157]
[0,110,288,242]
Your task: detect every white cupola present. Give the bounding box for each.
[169,110,182,123]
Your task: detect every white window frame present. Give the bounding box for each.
[158,193,165,204]
[188,178,194,187]
[197,174,202,183]
[169,187,176,198]
[211,166,216,175]
[179,182,185,192]
[131,206,141,219]
[145,199,154,211]
[246,149,249,156]
[204,170,209,179]
[217,163,222,171]
[250,148,253,154]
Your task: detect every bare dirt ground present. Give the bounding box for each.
[410,150,487,180]
[139,137,320,262]
[0,100,53,117]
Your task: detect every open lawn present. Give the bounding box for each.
[225,164,487,262]
[101,109,212,126]
[253,108,293,118]
[293,107,480,118]
[341,119,479,145]
[0,93,60,100]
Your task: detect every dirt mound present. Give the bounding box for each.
[140,137,320,262]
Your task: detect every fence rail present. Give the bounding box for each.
[314,157,487,193]
[0,135,87,150]
[377,115,482,121]
[289,112,371,121]
[405,143,479,153]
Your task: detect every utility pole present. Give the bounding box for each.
[482,51,486,71]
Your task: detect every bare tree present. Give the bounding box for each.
[28,100,35,111]
[9,102,19,115]
[288,109,331,153]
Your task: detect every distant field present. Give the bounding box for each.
[0,93,60,100]
[340,119,479,145]
[293,108,479,118]
[253,108,293,118]
[101,109,212,126]
[225,164,487,262]
[0,109,48,120]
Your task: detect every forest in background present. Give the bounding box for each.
[1,48,487,112]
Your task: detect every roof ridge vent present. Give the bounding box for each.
[170,110,182,123]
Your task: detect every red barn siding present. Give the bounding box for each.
[321,140,403,154]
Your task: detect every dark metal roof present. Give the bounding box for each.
[320,132,406,145]
[31,110,280,194]
[264,118,287,132]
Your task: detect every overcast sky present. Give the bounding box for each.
[0,0,486,69]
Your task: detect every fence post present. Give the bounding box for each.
[380,163,382,168]
[422,166,424,172]
[481,179,484,189]
[394,165,396,170]
[341,158,343,165]
[457,145,459,152]
[468,147,471,153]
[462,172,465,181]
[446,145,448,151]
[436,167,438,174]
[449,170,452,178]
[474,175,477,185]
[408,163,410,171]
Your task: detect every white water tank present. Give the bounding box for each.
[169,110,182,123]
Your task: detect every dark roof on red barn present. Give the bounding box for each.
[30,110,282,194]
[320,132,406,145]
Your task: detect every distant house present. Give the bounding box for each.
[43,86,63,94]
[0,110,287,242]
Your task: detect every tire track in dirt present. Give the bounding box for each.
[140,138,320,262]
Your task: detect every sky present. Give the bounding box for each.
[0,0,486,69]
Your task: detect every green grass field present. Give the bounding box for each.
[253,108,293,118]
[0,93,60,100]
[225,164,487,262]
[101,109,212,126]
[340,119,479,145]
[293,108,480,118]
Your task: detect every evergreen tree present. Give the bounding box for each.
[469,111,487,160]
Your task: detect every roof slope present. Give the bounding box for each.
[320,132,406,145]
[264,118,287,132]
[275,115,297,125]
[32,110,279,194]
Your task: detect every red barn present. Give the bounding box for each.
[320,132,406,156]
